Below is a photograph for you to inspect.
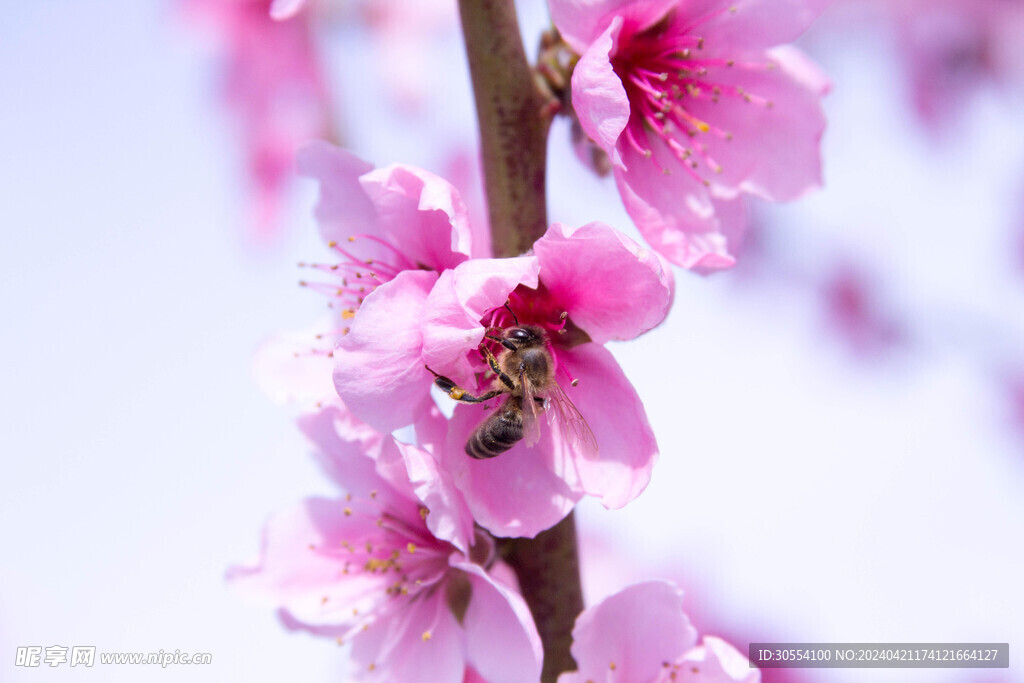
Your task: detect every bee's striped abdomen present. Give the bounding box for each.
[466,397,524,459]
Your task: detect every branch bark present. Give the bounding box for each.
[458,0,552,258]
[497,513,583,682]
[458,3,583,681]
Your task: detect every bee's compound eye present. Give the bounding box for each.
[506,327,532,342]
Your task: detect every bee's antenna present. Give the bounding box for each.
[504,299,520,326]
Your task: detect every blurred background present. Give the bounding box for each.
[1,1,1022,681]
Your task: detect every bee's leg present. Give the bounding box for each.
[424,365,504,403]
[479,346,516,391]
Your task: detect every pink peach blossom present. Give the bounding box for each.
[428,223,673,537]
[229,405,542,682]
[255,142,483,409]
[560,581,758,683]
[550,0,830,270]
[183,0,330,243]
[295,141,491,428]
[334,218,672,537]
[297,143,672,537]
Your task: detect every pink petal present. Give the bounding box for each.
[333,270,438,432]
[695,0,830,54]
[440,403,581,539]
[455,561,544,683]
[360,163,473,271]
[372,433,424,510]
[566,581,698,683]
[397,438,476,554]
[686,47,829,203]
[297,142,378,245]
[421,256,540,387]
[251,315,337,407]
[556,344,658,509]
[297,405,387,494]
[414,403,451,454]
[571,19,631,168]
[349,586,465,683]
[228,498,391,626]
[670,636,760,682]
[298,142,473,271]
[614,146,747,270]
[687,196,747,275]
[534,222,674,343]
[551,0,678,53]
[269,0,308,21]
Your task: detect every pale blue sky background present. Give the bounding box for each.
[2,1,1023,681]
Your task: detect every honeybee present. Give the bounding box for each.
[426,317,598,460]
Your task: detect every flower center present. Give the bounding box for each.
[611,7,776,184]
[307,494,454,644]
[472,284,592,390]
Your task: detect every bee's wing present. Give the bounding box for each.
[546,381,599,459]
[520,366,542,447]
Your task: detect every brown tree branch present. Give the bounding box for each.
[497,513,583,682]
[458,0,552,258]
[458,3,583,681]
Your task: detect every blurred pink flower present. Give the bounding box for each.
[229,405,542,682]
[183,0,330,243]
[550,0,830,271]
[1008,373,1024,440]
[272,0,458,108]
[560,581,758,683]
[820,266,903,357]
[357,0,460,109]
[890,0,1024,130]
